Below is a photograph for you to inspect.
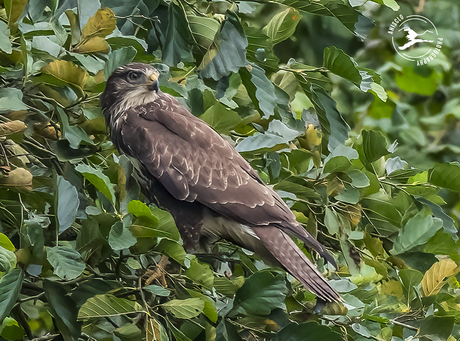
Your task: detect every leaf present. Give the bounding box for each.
[0,233,15,252]
[421,259,459,297]
[104,46,137,78]
[56,175,79,234]
[231,271,288,316]
[199,11,248,81]
[0,88,28,113]
[75,163,116,205]
[43,280,81,340]
[78,294,144,320]
[184,258,214,289]
[282,0,373,39]
[0,167,33,190]
[240,63,277,119]
[417,316,455,341]
[216,319,243,341]
[360,130,389,164]
[324,207,339,235]
[108,220,137,251]
[323,46,386,101]
[46,246,86,280]
[80,8,116,40]
[127,200,180,241]
[0,246,16,272]
[429,162,460,193]
[162,1,194,66]
[399,269,423,299]
[102,0,159,35]
[0,120,27,136]
[188,14,220,50]
[73,36,110,54]
[395,67,440,96]
[272,322,342,341]
[0,269,25,323]
[0,21,12,53]
[41,60,88,89]
[199,102,242,134]
[144,285,171,297]
[187,289,218,323]
[4,0,28,27]
[245,26,279,70]
[161,298,205,319]
[263,7,301,45]
[392,212,443,255]
[0,317,25,340]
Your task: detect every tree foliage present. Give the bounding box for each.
[0,0,460,340]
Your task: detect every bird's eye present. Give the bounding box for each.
[127,71,140,82]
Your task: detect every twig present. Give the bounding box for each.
[30,333,59,341]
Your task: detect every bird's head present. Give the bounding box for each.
[101,63,161,126]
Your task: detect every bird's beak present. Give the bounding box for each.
[147,73,159,92]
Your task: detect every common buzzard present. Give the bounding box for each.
[101,63,340,303]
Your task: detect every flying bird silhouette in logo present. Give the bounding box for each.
[399,25,433,50]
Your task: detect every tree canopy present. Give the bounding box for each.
[0,0,460,340]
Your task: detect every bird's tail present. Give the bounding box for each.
[253,226,341,303]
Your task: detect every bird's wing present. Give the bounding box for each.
[118,93,332,261]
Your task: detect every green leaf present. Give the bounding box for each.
[399,269,423,299]
[0,88,28,113]
[104,46,137,78]
[199,11,247,81]
[43,280,81,340]
[78,294,144,320]
[144,285,171,297]
[395,66,440,96]
[161,298,205,319]
[187,289,218,323]
[392,212,443,255]
[200,102,242,134]
[127,200,180,241]
[240,63,277,119]
[184,258,214,289]
[429,162,460,193]
[263,7,301,45]
[282,0,373,39]
[231,271,288,316]
[108,220,137,251]
[324,207,339,235]
[360,130,389,164]
[47,246,86,280]
[0,22,12,54]
[0,233,15,252]
[272,322,342,341]
[418,316,455,340]
[0,246,16,272]
[0,317,25,340]
[56,175,79,234]
[323,46,386,101]
[188,14,220,50]
[216,319,243,341]
[157,238,186,265]
[0,269,24,323]
[75,163,116,205]
[162,1,194,66]
[245,26,279,70]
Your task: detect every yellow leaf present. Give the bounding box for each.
[305,123,322,150]
[5,0,28,27]
[73,37,110,54]
[381,279,404,299]
[81,8,116,40]
[0,167,33,190]
[41,60,87,88]
[422,258,459,296]
[0,120,27,136]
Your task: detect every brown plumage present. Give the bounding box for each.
[101,63,341,303]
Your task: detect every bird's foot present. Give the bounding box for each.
[144,255,169,287]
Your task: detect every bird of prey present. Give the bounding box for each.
[101,63,341,303]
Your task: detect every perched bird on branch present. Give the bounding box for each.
[101,63,341,303]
